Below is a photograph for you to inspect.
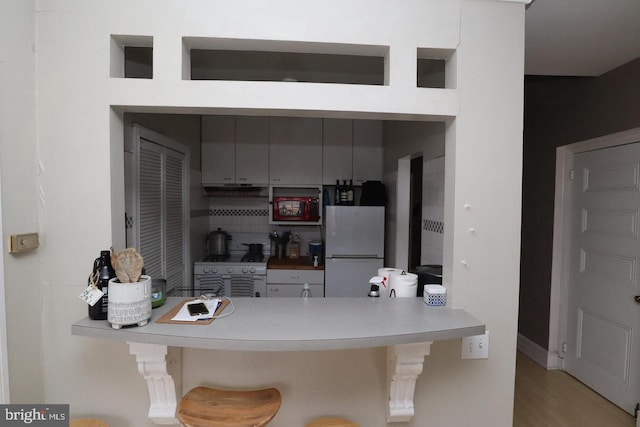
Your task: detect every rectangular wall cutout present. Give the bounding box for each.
[124,47,153,79]
[111,35,153,79]
[184,38,388,85]
[417,48,454,89]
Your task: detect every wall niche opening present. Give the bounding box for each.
[124,46,153,79]
[184,38,388,85]
[417,48,453,89]
[111,35,153,79]
[417,58,446,89]
[190,50,385,85]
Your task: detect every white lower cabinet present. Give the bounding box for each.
[266,269,325,297]
[266,283,324,297]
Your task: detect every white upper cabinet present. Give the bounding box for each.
[235,116,269,185]
[201,116,382,187]
[201,115,235,185]
[202,115,269,186]
[269,117,323,185]
[322,118,353,185]
[353,120,383,185]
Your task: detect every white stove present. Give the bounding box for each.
[193,232,270,297]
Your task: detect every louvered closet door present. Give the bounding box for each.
[138,139,164,282]
[164,148,186,293]
[133,130,189,295]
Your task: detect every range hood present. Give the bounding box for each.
[202,184,269,197]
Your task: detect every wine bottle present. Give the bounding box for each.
[340,180,349,205]
[88,250,116,320]
[347,179,354,206]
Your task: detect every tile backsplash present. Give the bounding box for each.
[421,156,445,266]
[208,196,323,256]
[209,197,271,233]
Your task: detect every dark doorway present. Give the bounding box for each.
[409,156,423,271]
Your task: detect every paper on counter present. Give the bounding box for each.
[171,299,221,322]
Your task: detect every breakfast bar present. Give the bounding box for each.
[72,297,485,424]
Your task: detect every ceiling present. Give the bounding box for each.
[524,0,640,76]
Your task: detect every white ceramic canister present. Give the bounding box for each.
[107,275,152,329]
[389,271,418,297]
[378,267,404,297]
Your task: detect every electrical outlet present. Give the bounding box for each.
[461,331,490,359]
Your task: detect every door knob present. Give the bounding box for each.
[635,295,640,303]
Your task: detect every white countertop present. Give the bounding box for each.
[71,297,485,352]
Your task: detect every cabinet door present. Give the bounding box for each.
[267,269,324,284]
[164,148,188,291]
[137,140,163,280]
[201,115,235,185]
[266,283,324,297]
[325,258,383,297]
[353,120,383,185]
[322,118,353,185]
[236,116,269,185]
[269,117,323,185]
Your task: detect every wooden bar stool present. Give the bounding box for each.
[178,386,281,427]
[305,417,359,427]
[69,419,109,427]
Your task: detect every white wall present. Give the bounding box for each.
[441,1,525,425]
[0,0,525,425]
[0,0,44,403]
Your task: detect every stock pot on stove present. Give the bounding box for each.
[207,228,231,257]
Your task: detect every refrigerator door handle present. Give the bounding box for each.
[328,254,381,259]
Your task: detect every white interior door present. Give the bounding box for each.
[565,142,640,415]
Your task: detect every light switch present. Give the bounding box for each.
[461,331,490,359]
[9,233,39,253]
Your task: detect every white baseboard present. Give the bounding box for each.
[517,333,562,370]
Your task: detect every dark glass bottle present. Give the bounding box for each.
[340,180,349,205]
[347,179,354,206]
[88,250,116,320]
[334,179,341,205]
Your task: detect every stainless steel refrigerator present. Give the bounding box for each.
[324,206,385,297]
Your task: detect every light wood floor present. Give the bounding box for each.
[514,352,636,427]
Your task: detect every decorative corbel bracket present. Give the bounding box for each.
[128,342,180,425]
[387,341,433,423]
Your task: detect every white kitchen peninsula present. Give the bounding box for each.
[72,297,484,425]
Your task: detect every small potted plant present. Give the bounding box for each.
[107,247,152,329]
